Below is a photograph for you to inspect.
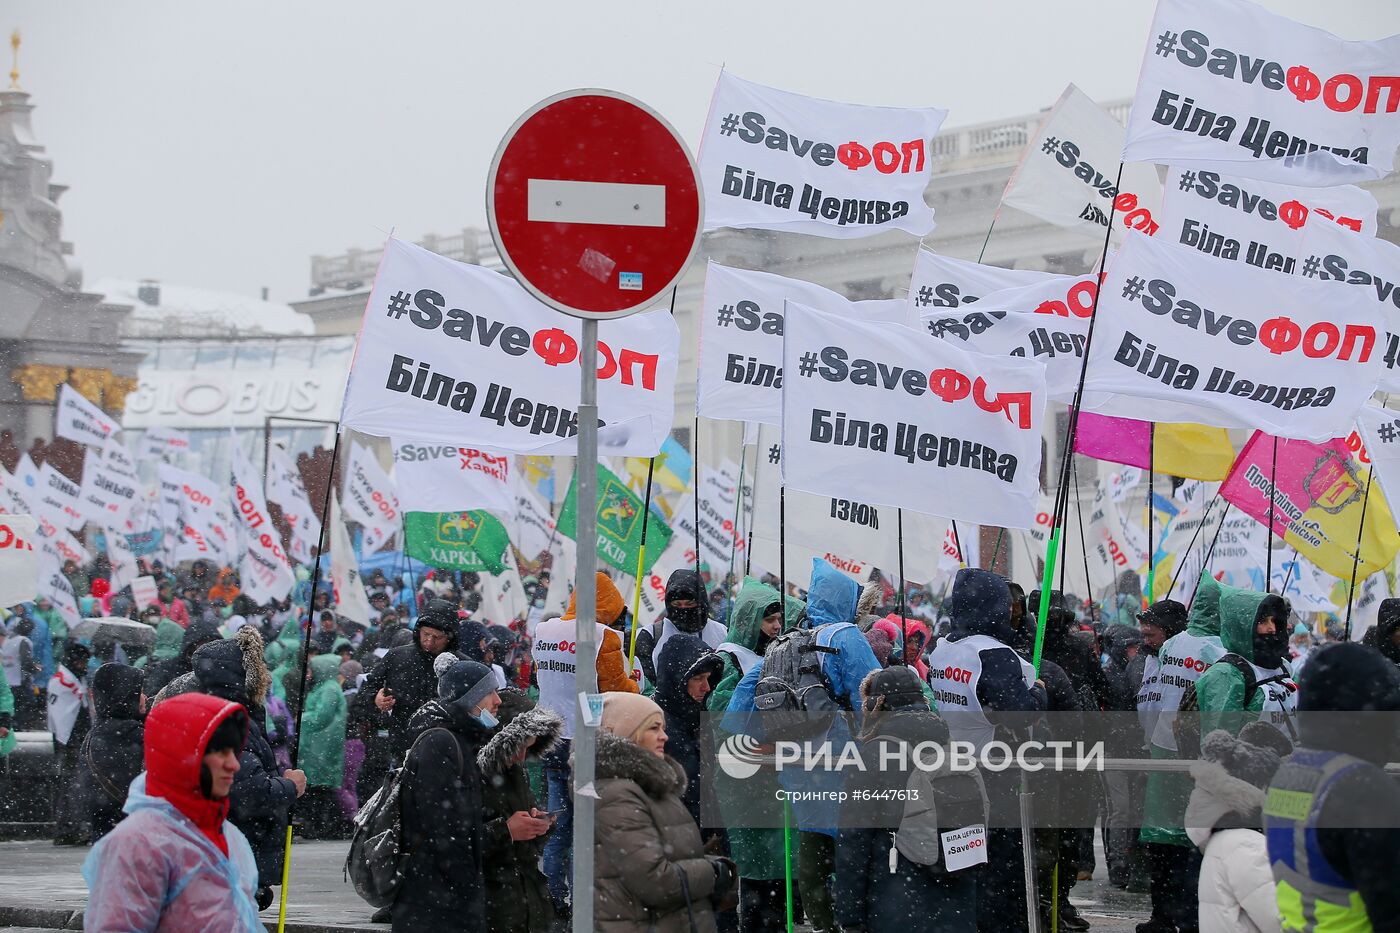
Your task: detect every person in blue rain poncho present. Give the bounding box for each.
[722,558,881,933]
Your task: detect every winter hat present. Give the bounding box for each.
[436,655,496,713]
[600,692,663,744]
[1137,599,1189,637]
[418,599,460,636]
[945,569,1012,634]
[1200,729,1284,790]
[860,666,927,712]
[1297,642,1400,763]
[339,660,363,683]
[495,686,535,729]
[193,638,248,704]
[864,627,894,667]
[1238,720,1294,759]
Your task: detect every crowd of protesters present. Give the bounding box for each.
[4,547,1400,933]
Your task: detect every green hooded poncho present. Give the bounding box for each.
[138,619,185,670]
[1140,573,1226,847]
[300,653,347,788]
[709,578,795,880]
[265,618,304,696]
[1195,582,1274,736]
[0,675,15,757]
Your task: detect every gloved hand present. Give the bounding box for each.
[709,856,738,896]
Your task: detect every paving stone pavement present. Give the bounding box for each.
[0,836,1152,931]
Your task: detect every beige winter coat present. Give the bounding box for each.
[586,729,718,933]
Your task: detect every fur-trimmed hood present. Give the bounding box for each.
[152,626,272,711]
[588,728,687,800]
[1185,760,1267,848]
[476,706,563,776]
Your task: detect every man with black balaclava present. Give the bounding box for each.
[1195,587,1297,743]
[631,568,728,687]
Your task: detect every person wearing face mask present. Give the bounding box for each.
[633,569,728,687]
[1195,589,1297,743]
[392,656,501,932]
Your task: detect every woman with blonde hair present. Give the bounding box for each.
[587,692,736,932]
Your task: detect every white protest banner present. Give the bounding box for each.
[513,484,558,560]
[1083,480,1148,587]
[544,535,576,616]
[265,444,320,565]
[1356,403,1400,512]
[158,464,235,565]
[698,71,946,238]
[24,459,87,532]
[329,495,373,627]
[106,523,140,593]
[0,463,36,515]
[1003,83,1164,241]
[1121,0,1400,185]
[921,272,1105,403]
[1345,571,1390,637]
[77,448,139,530]
[672,459,750,575]
[906,250,1061,318]
[1271,554,1334,613]
[230,433,295,604]
[131,575,160,611]
[781,302,1047,529]
[392,441,514,514]
[626,537,692,630]
[0,514,39,607]
[340,238,679,455]
[749,425,947,584]
[1082,233,1383,442]
[938,523,980,578]
[480,563,528,627]
[33,512,91,570]
[37,555,80,630]
[698,262,913,425]
[139,426,191,461]
[55,383,117,447]
[1159,167,1400,394]
[343,442,399,554]
[1022,495,1093,599]
[98,439,139,480]
[1155,502,1228,601]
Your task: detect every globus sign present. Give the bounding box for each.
[486,88,704,320]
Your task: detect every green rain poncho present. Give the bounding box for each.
[299,654,347,788]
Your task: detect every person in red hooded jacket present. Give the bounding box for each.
[82,692,263,932]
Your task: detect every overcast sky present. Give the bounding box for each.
[16,1,1400,305]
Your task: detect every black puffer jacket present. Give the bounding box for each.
[653,634,724,822]
[393,699,492,932]
[476,690,561,933]
[75,663,145,841]
[355,621,461,763]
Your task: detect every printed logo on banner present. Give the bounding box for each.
[598,478,640,541]
[438,511,484,547]
[1121,0,1400,184]
[1082,232,1383,442]
[698,72,946,239]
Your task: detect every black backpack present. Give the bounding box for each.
[344,727,461,908]
[1172,653,1289,759]
[752,626,851,742]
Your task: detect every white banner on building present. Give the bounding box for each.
[340,238,679,456]
[392,441,515,515]
[698,262,913,426]
[698,71,946,238]
[55,384,117,447]
[0,514,39,608]
[343,442,399,554]
[328,495,372,627]
[781,302,1047,529]
[1121,0,1400,185]
[229,433,295,604]
[1003,83,1164,241]
[139,426,192,461]
[1083,233,1383,442]
[265,444,320,565]
[748,425,947,585]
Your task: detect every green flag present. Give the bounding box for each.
[558,463,673,574]
[403,510,510,574]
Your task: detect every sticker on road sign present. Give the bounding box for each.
[619,272,643,291]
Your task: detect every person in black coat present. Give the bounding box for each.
[393,656,500,933]
[475,688,560,933]
[142,616,221,698]
[354,599,461,765]
[159,627,307,908]
[652,633,725,823]
[75,663,145,842]
[835,667,983,933]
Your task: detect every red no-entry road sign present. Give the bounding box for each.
[486,89,703,320]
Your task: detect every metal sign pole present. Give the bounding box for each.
[572,317,600,933]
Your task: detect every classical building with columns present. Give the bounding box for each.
[0,45,140,470]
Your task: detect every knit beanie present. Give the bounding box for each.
[436,655,496,713]
[1200,728,1284,790]
[600,692,663,744]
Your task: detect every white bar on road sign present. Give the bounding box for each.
[527,179,666,227]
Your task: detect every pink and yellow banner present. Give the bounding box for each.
[1219,431,1398,581]
[1075,413,1234,482]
